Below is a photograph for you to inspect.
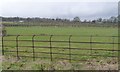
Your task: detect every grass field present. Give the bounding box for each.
[6,26,118,36]
[2,26,119,70]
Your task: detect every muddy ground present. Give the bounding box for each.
[2,56,118,70]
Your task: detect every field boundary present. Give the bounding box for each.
[2,34,119,62]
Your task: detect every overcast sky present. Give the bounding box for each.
[0,0,119,20]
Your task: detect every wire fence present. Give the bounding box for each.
[3,23,118,28]
[2,34,120,62]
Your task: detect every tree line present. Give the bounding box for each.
[1,16,119,23]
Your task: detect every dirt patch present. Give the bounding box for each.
[84,58,118,70]
[0,56,3,62]
[2,56,118,70]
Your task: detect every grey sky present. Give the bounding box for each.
[0,0,119,20]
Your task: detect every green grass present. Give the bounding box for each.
[6,26,118,36]
[2,26,118,70]
[4,26,118,58]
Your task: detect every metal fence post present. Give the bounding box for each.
[69,35,72,63]
[2,36,5,55]
[32,35,36,61]
[90,35,92,55]
[112,36,115,56]
[16,35,20,60]
[50,35,53,61]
